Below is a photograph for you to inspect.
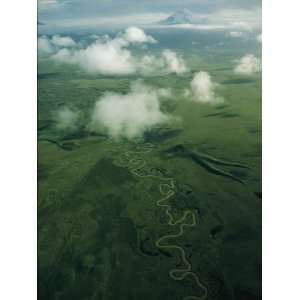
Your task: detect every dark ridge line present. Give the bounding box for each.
[203,112,239,119]
[164,144,249,185]
[38,138,75,151]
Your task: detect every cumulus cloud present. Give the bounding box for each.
[38,34,76,55]
[51,48,72,63]
[53,38,136,75]
[90,81,171,140]
[51,27,188,76]
[38,36,54,54]
[51,35,76,47]
[137,51,188,75]
[122,26,156,44]
[54,107,79,131]
[51,29,149,75]
[162,50,188,74]
[234,54,261,75]
[185,71,222,104]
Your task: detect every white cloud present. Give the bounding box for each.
[138,51,188,75]
[51,48,73,63]
[54,107,79,131]
[52,13,169,27]
[151,8,261,32]
[234,54,261,75]
[138,55,164,74]
[152,21,254,32]
[38,35,76,56]
[154,23,229,31]
[51,35,76,47]
[38,36,54,54]
[187,71,222,104]
[48,8,260,31]
[122,26,156,44]
[162,49,188,74]
[53,38,136,75]
[90,81,171,140]
[51,28,188,76]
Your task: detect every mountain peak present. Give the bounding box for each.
[158,9,193,25]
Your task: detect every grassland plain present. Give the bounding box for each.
[38,30,261,300]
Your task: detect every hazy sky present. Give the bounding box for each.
[38,0,261,29]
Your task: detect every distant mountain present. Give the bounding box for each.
[38,21,46,26]
[158,8,193,25]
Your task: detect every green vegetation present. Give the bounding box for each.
[38,31,261,300]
